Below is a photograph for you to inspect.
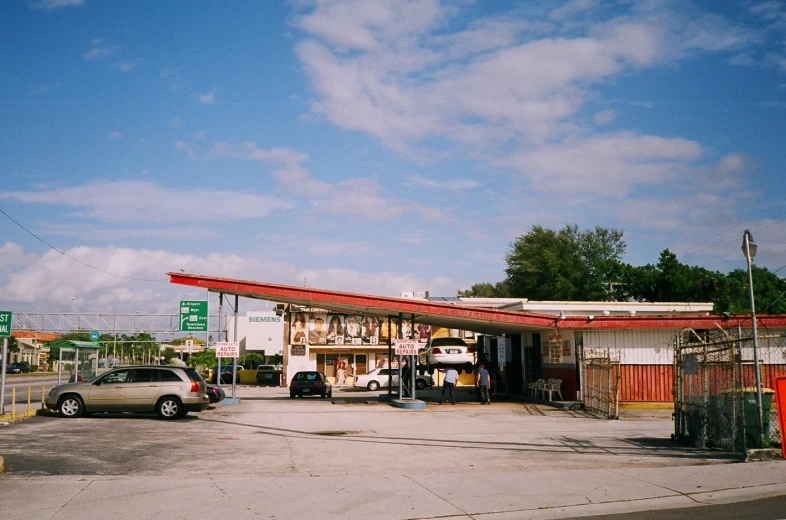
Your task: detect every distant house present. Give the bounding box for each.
[12,331,61,369]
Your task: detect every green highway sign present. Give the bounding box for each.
[0,311,12,337]
[180,301,208,332]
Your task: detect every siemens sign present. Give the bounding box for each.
[243,311,285,353]
[249,316,282,323]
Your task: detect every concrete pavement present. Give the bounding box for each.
[0,384,783,520]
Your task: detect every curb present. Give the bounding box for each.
[619,402,673,409]
[389,399,427,410]
[746,448,784,462]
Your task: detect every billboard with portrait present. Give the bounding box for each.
[361,315,379,345]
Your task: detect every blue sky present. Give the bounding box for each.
[1,0,785,314]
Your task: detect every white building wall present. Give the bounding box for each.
[582,329,678,365]
[284,349,314,385]
[743,329,786,364]
[244,312,285,355]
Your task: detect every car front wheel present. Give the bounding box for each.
[415,379,426,390]
[59,395,84,418]
[367,380,380,391]
[157,397,183,419]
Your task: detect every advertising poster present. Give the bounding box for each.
[361,315,380,345]
[291,311,307,345]
[327,314,345,345]
[416,324,431,343]
[344,315,363,345]
[401,320,413,340]
[308,313,328,345]
[379,317,399,344]
[335,357,353,385]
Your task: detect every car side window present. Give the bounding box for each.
[101,370,131,384]
[379,369,390,375]
[160,370,183,382]
[131,369,159,383]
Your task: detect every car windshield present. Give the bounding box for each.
[294,372,321,381]
[430,337,468,347]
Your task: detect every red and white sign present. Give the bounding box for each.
[394,340,418,356]
[216,341,240,358]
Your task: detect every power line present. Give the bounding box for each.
[0,207,167,283]
[678,198,786,265]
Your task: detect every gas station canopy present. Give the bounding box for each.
[167,273,786,334]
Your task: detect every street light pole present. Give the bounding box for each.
[742,229,764,446]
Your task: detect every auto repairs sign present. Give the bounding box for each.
[216,341,239,358]
[395,339,417,356]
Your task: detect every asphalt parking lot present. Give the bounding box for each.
[1,386,783,520]
[0,386,719,477]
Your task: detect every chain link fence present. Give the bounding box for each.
[674,327,785,452]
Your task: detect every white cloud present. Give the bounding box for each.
[115,59,142,72]
[198,90,216,104]
[409,175,481,192]
[295,2,670,153]
[208,140,455,222]
[0,180,295,224]
[29,85,48,95]
[295,0,445,51]
[593,110,616,125]
[0,244,464,314]
[32,223,221,242]
[83,44,119,61]
[0,242,37,274]
[30,0,83,10]
[107,131,122,140]
[499,132,703,195]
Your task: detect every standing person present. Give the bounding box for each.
[439,367,459,405]
[475,363,491,404]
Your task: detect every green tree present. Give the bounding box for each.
[504,225,626,300]
[457,281,510,297]
[187,349,216,373]
[720,266,786,315]
[240,352,265,368]
[161,347,177,363]
[623,250,718,301]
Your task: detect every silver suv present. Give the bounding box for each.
[45,366,209,419]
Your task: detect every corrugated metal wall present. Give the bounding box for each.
[619,365,673,402]
[583,329,676,365]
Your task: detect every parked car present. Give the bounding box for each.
[214,365,243,384]
[354,367,432,391]
[255,365,281,386]
[422,337,475,373]
[205,383,226,404]
[5,362,31,374]
[45,365,210,419]
[289,371,332,398]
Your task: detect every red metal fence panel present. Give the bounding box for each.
[619,365,673,402]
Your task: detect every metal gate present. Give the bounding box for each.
[674,328,786,452]
[579,346,620,419]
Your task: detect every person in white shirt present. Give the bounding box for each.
[440,367,459,405]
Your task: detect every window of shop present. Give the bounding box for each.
[355,354,367,376]
[317,354,336,378]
